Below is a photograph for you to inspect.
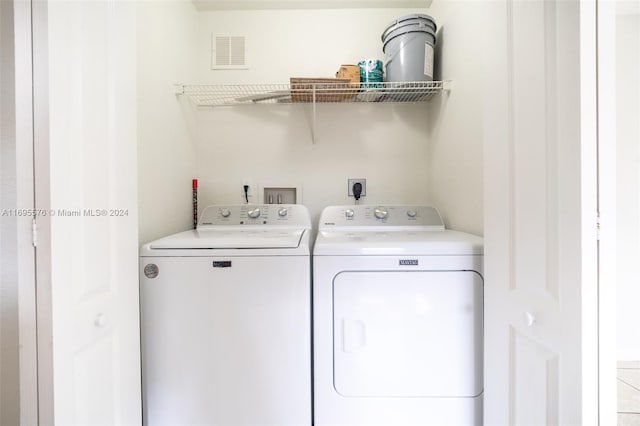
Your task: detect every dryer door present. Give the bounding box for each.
[333,270,483,397]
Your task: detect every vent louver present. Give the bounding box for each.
[212,35,248,70]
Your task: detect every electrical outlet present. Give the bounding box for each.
[241,179,255,203]
[348,179,367,197]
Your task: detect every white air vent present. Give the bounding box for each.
[211,35,248,70]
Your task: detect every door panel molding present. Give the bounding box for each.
[508,0,560,302]
[509,326,560,424]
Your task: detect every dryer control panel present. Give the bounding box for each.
[318,205,445,230]
[198,204,311,228]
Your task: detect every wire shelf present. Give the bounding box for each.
[176,81,449,107]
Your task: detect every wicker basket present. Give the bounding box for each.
[290,77,355,102]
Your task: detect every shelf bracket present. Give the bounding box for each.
[174,84,185,95]
[311,87,317,144]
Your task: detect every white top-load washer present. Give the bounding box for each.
[139,204,312,426]
[313,205,483,426]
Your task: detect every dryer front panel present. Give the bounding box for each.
[332,270,483,398]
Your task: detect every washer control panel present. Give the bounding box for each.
[319,205,445,229]
[198,204,310,227]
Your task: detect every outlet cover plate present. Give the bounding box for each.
[348,179,367,197]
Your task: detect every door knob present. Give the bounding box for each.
[524,311,536,327]
[94,313,108,328]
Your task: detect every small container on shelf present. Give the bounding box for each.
[289,77,355,103]
[336,65,361,88]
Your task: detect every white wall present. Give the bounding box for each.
[138,0,200,244]
[616,11,640,361]
[195,8,427,84]
[426,1,485,235]
[138,5,485,238]
[192,8,434,228]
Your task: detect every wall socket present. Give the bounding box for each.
[348,179,367,197]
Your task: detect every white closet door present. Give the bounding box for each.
[483,0,597,424]
[45,1,141,424]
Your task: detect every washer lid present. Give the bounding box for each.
[148,228,306,249]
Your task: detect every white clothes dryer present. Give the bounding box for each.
[139,204,312,426]
[313,205,483,426]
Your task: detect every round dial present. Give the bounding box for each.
[406,209,417,218]
[278,208,288,217]
[374,207,388,220]
[345,209,355,218]
[247,208,261,219]
[220,208,231,218]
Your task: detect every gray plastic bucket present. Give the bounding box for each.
[381,14,437,82]
[381,14,436,42]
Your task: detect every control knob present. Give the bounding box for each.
[278,208,288,217]
[407,209,417,218]
[345,209,355,218]
[374,207,388,220]
[247,208,261,219]
[221,208,231,218]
